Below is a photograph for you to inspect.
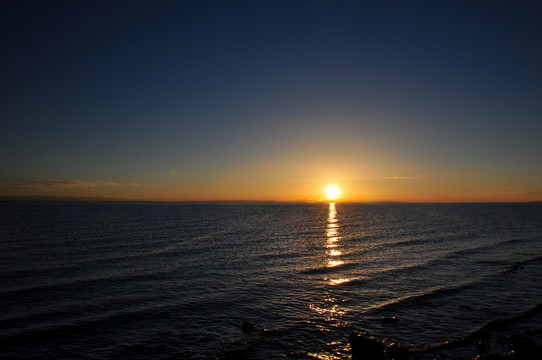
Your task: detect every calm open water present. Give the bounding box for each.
[1,203,541,359]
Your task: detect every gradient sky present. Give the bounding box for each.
[1,0,541,202]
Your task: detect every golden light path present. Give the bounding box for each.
[307,202,351,359]
[326,202,349,285]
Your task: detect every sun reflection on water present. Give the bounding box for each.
[327,259,344,267]
[329,249,341,256]
[307,202,352,359]
[329,278,349,285]
[325,203,349,285]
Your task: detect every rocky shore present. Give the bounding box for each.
[350,302,542,360]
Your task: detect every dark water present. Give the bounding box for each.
[1,203,541,359]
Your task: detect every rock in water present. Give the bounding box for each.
[473,355,508,360]
[507,334,542,360]
[241,321,255,333]
[349,331,386,360]
[380,316,399,324]
[385,343,410,360]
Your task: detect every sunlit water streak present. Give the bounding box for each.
[0,203,541,359]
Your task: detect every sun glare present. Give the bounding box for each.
[323,184,341,201]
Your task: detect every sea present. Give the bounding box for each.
[1,202,541,359]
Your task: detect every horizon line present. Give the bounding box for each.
[1,195,541,204]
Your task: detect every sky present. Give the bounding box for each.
[1,0,541,202]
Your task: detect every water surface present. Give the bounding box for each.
[1,203,541,359]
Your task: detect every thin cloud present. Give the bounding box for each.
[4,180,142,191]
[384,176,415,180]
[475,188,542,197]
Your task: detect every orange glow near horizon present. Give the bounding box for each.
[1,173,542,203]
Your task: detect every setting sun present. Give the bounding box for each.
[323,184,342,201]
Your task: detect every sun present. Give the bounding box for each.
[323,184,342,201]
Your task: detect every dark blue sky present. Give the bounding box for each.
[1,1,541,201]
